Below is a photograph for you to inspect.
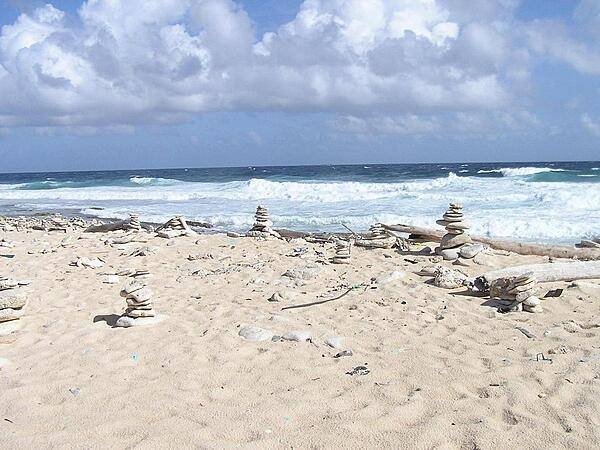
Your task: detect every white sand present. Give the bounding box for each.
[1,228,599,448]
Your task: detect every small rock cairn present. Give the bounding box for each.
[129,214,142,231]
[115,280,155,327]
[247,205,281,238]
[355,223,395,249]
[157,216,196,238]
[490,273,542,313]
[332,239,351,264]
[436,203,472,259]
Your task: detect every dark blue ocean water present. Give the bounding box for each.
[1,161,599,243]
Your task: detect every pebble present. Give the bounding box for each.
[103,275,119,284]
[283,265,321,281]
[459,244,486,259]
[433,266,468,289]
[239,325,274,342]
[346,365,370,376]
[268,292,286,302]
[334,350,353,358]
[114,316,136,328]
[0,293,26,310]
[440,248,460,261]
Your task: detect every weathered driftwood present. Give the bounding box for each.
[381,223,600,260]
[84,220,130,233]
[474,261,600,292]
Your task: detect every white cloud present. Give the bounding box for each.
[582,113,600,136]
[0,0,588,136]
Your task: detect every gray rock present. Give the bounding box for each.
[283,265,321,281]
[440,248,460,261]
[0,293,26,310]
[282,330,312,342]
[440,233,471,249]
[459,244,486,259]
[0,308,23,323]
[239,325,274,342]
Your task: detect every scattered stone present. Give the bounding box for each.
[376,270,406,286]
[239,325,274,342]
[0,277,18,291]
[268,291,286,302]
[334,350,353,358]
[0,293,26,310]
[102,275,119,284]
[0,308,23,323]
[325,336,345,350]
[71,257,105,269]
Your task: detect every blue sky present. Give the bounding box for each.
[0,0,598,171]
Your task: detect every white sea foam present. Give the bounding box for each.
[2,172,600,244]
[477,167,563,177]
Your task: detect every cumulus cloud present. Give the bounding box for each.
[582,113,600,136]
[0,0,592,134]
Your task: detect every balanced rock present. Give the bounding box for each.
[332,239,351,264]
[115,280,157,326]
[247,205,281,239]
[129,213,142,231]
[490,274,540,310]
[435,203,472,259]
[157,216,196,238]
[355,223,396,249]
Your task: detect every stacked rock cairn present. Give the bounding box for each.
[0,277,26,327]
[355,223,395,248]
[157,216,196,238]
[129,213,142,232]
[436,203,472,260]
[489,273,542,313]
[332,239,351,264]
[116,280,155,326]
[247,205,281,238]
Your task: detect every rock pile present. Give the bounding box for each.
[490,274,542,313]
[247,205,281,238]
[332,239,351,264]
[115,280,156,327]
[355,223,395,249]
[436,203,472,260]
[129,214,142,231]
[156,216,196,238]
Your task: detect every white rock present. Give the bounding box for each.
[114,316,136,328]
[433,266,469,289]
[282,330,312,342]
[239,325,274,342]
[103,275,119,284]
[440,248,460,261]
[459,244,486,259]
[523,296,541,307]
[283,265,321,281]
[376,270,406,286]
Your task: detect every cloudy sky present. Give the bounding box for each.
[0,0,599,171]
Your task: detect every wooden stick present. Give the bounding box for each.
[281,285,362,310]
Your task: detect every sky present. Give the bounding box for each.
[0,0,598,172]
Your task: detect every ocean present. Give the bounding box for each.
[1,161,599,244]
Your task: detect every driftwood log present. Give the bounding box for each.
[381,223,600,260]
[474,261,600,292]
[84,220,131,233]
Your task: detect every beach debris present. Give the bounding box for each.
[114,280,157,327]
[156,216,196,238]
[246,205,281,239]
[268,291,287,302]
[346,365,370,376]
[0,239,14,248]
[0,277,18,291]
[102,275,119,284]
[331,239,352,264]
[334,350,353,358]
[325,336,346,350]
[129,213,142,232]
[355,223,395,249]
[129,246,158,257]
[435,203,472,260]
[239,325,274,342]
[432,266,469,289]
[375,270,406,286]
[71,257,105,269]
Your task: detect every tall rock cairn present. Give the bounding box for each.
[436,203,471,258]
[129,213,142,231]
[332,239,351,264]
[247,205,281,238]
[120,280,155,318]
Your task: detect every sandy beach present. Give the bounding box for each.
[1,215,599,449]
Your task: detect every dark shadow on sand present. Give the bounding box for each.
[93,314,120,327]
